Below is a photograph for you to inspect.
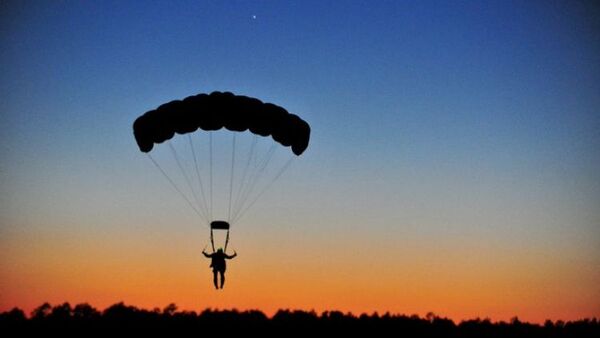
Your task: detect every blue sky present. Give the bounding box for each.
[1,0,599,320]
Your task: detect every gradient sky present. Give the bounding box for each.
[1,0,599,323]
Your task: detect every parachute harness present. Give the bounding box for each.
[209,221,230,253]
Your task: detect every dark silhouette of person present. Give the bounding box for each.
[202,248,237,289]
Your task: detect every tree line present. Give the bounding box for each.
[1,302,598,337]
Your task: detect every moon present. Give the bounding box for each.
[252,15,257,20]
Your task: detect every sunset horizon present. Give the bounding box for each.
[1,0,598,330]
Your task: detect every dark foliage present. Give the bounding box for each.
[1,302,598,337]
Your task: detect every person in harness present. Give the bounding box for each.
[202,248,237,289]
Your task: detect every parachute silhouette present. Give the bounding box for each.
[133,91,310,156]
[133,91,310,251]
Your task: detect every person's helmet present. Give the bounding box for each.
[217,248,223,253]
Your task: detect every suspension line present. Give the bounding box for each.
[147,154,208,224]
[168,142,208,222]
[227,133,237,222]
[232,156,294,223]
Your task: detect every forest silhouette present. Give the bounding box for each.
[1,302,598,337]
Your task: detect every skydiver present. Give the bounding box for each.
[202,248,237,289]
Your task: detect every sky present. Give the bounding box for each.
[1,0,599,323]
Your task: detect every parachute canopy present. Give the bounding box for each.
[133,91,310,156]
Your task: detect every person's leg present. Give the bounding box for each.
[219,270,225,289]
[212,270,219,289]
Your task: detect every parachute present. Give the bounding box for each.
[133,91,310,156]
[133,91,310,251]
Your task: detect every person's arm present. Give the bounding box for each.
[202,250,212,258]
[225,251,237,259]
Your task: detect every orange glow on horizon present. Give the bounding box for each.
[1,219,598,324]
